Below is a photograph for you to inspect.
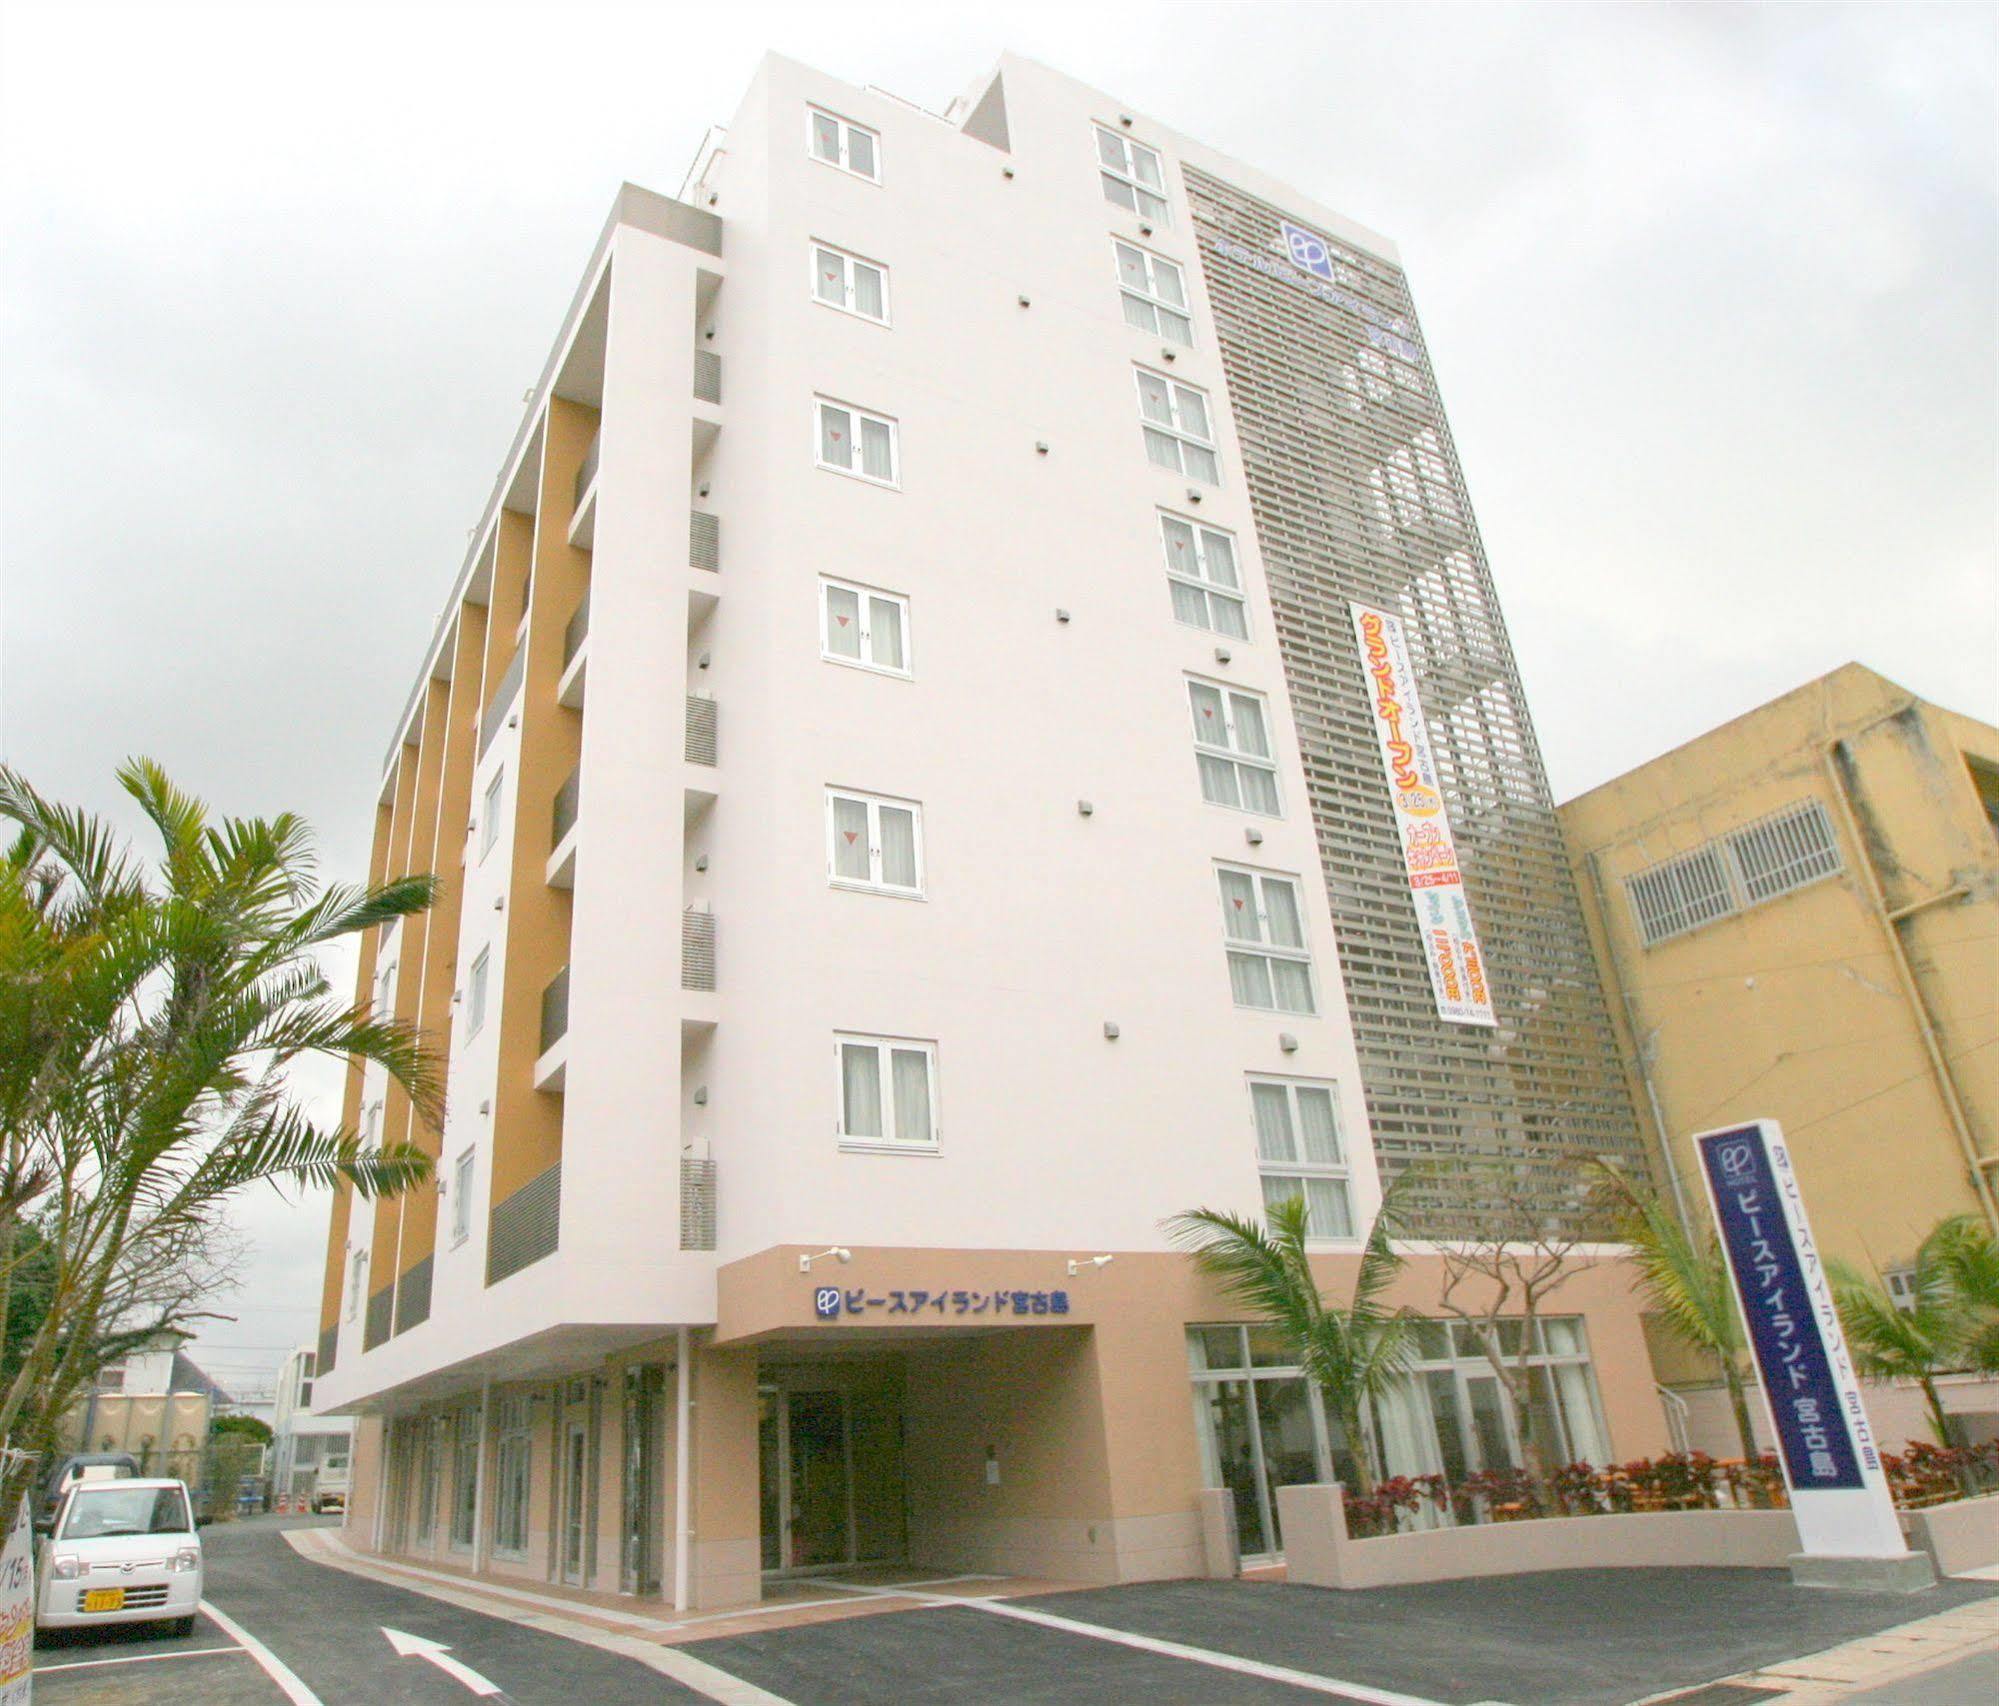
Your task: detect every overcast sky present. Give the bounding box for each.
[2,1,1993,1402]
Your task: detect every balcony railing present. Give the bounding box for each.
[394,1255,432,1336]
[693,349,721,405]
[563,592,590,668]
[540,966,571,1054]
[478,647,525,759]
[574,431,601,510]
[689,510,719,573]
[317,1324,337,1379]
[487,1160,561,1286]
[551,770,580,848]
[682,909,715,992]
[680,1156,716,1251]
[363,1284,394,1352]
[685,696,717,767]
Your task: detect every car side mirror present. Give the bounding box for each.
[32,1517,51,1536]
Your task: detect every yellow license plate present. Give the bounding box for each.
[82,1588,124,1612]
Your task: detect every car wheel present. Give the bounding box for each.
[167,1615,196,1638]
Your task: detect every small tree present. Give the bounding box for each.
[1167,1182,1415,1497]
[1927,1215,1999,1375]
[1425,1161,1603,1500]
[211,1412,273,1446]
[1590,1160,1760,1462]
[0,760,436,1532]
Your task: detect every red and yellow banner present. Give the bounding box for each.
[1350,603,1496,1027]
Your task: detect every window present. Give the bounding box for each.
[1218,866,1315,1013]
[811,242,889,324]
[1096,126,1168,223]
[827,789,923,896]
[466,949,490,1039]
[361,1101,382,1152]
[95,1362,126,1394]
[1968,757,1999,842]
[1885,1267,1918,1313]
[346,1249,367,1321]
[1161,514,1247,639]
[837,1035,938,1151]
[1250,1079,1353,1240]
[1189,681,1279,814]
[819,577,909,676]
[816,398,899,487]
[375,961,397,1019]
[493,1395,532,1554]
[451,1149,475,1245]
[450,1407,479,1549]
[1136,369,1219,483]
[1728,799,1841,904]
[1624,797,1843,947]
[808,106,879,181]
[479,770,504,859]
[1114,240,1191,344]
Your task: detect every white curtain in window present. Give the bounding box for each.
[1175,386,1210,440]
[819,404,851,468]
[1137,372,1172,424]
[1230,694,1271,758]
[846,128,876,177]
[1097,128,1125,170]
[1102,172,1137,214]
[1296,1087,1342,1163]
[878,805,917,888]
[1262,879,1304,947]
[1239,763,1279,815]
[1219,868,1259,939]
[867,596,904,668]
[1199,753,1242,809]
[853,263,885,319]
[1123,293,1159,335]
[1212,593,1248,640]
[1306,1177,1354,1239]
[1170,580,1209,627]
[812,113,841,161]
[841,1043,882,1138]
[1250,1082,1293,1161]
[1144,428,1183,473]
[1154,260,1187,308]
[1189,681,1226,744]
[1203,530,1239,587]
[824,584,862,657]
[814,248,845,305]
[890,1048,931,1143]
[831,796,870,881]
[1228,950,1274,1009]
[1161,515,1198,572]
[1115,242,1148,291]
[1159,306,1193,345]
[1551,1362,1608,1465]
[1270,959,1313,1012]
[1185,443,1220,483]
[1132,146,1163,191]
[860,418,893,480]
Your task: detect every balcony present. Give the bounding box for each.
[569,431,601,549]
[478,647,525,760]
[535,966,570,1091]
[547,769,580,890]
[558,592,589,708]
[682,908,715,992]
[685,694,717,767]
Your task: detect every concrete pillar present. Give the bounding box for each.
[1274,1483,1349,1588]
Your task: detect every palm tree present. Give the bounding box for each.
[1167,1183,1414,1497]
[1590,1162,1759,1462]
[1832,1215,1997,1448]
[0,759,437,1530]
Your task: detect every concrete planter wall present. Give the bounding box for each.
[1902,1493,1999,1578]
[1274,1483,1801,1590]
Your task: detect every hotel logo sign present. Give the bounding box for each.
[1279,220,1340,283]
[1350,603,1495,1027]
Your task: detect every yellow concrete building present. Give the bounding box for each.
[1561,663,1999,1446]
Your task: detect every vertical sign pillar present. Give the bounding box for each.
[1694,1120,1934,1590]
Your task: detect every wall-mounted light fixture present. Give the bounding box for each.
[1066,1254,1115,1276]
[799,1247,852,1273]
[692,1086,708,1106]
[1278,1032,1300,1053]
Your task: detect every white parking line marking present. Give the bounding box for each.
[199,1599,327,1706]
[35,1645,245,1672]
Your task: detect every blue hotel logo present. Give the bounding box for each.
[1280,220,1339,283]
[813,1287,842,1319]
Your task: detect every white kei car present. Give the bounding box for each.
[35,1477,203,1637]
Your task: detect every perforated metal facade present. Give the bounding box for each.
[1186,167,1649,1227]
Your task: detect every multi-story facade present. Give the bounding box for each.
[315,51,1665,1607]
[1562,663,1999,1449]
[271,1346,355,1512]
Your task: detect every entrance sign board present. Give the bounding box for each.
[0,1501,30,1705]
[1349,603,1496,1028]
[1694,1119,1905,1559]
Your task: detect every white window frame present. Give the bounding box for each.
[1160,512,1249,639]
[375,960,397,1019]
[1218,864,1317,1015]
[492,1396,532,1557]
[835,1033,940,1154]
[1113,239,1192,345]
[807,105,880,182]
[815,396,900,488]
[818,576,912,678]
[479,769,504,859]
[826,788,925,898]
[810,240,890,326]
[1248,1076,1355,1244]
[466,948,490,1039]
[1095,124,1169,224]
[1135,368,1219,483]
[345,1249,367,1321]
[1188,678,1281,816]
[451,1148,475,1246]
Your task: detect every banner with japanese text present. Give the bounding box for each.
[0,1499,30,1706]
[1349,603,1496,1027]
[1695,1119,1905,1558]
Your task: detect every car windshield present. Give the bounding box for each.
[60,1486,192,1539]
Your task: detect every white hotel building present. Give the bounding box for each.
[315,52,1667,1606]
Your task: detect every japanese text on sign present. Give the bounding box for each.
[813,1288,1070,1321]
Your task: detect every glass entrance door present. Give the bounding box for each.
[757,1387,858,1573]
[562,1422,588,1585]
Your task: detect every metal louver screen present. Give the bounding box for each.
[693,349,722,404]
[1185,165,1649,1230]
[685,696,717,766]
[679,1156,717,1251]
[487,1161,561,1285]
[364,1284,394,1351]
[1730,798,1841,903]
[689,510,719,572]
[395,1255,432,1335]
[1626,797,1843,946]
[1627,847,1738,946]
[682,909,716,991]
